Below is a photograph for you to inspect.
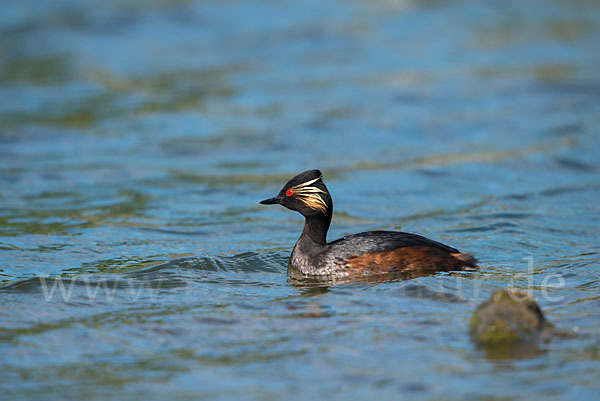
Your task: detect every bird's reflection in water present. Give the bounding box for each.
[286,265,446,297]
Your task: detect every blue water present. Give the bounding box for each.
[1,0,600,400]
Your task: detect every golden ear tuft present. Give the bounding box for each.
[290,176,328,213]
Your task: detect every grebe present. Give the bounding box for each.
[260,169,477,276]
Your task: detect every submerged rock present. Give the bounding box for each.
[470,288,552,345]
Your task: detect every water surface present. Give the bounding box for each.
[1,0,600,400]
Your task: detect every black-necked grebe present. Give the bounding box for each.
[260,169,477,276]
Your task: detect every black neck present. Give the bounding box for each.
[300,212,332,246]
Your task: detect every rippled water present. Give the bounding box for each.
[1,0,600,400]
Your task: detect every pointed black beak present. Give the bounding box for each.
[260,196,280,205]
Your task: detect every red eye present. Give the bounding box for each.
[286,189,293,197]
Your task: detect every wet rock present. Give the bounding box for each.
[470,288,552,345]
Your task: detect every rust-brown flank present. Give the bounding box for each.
[343,246,477,275]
